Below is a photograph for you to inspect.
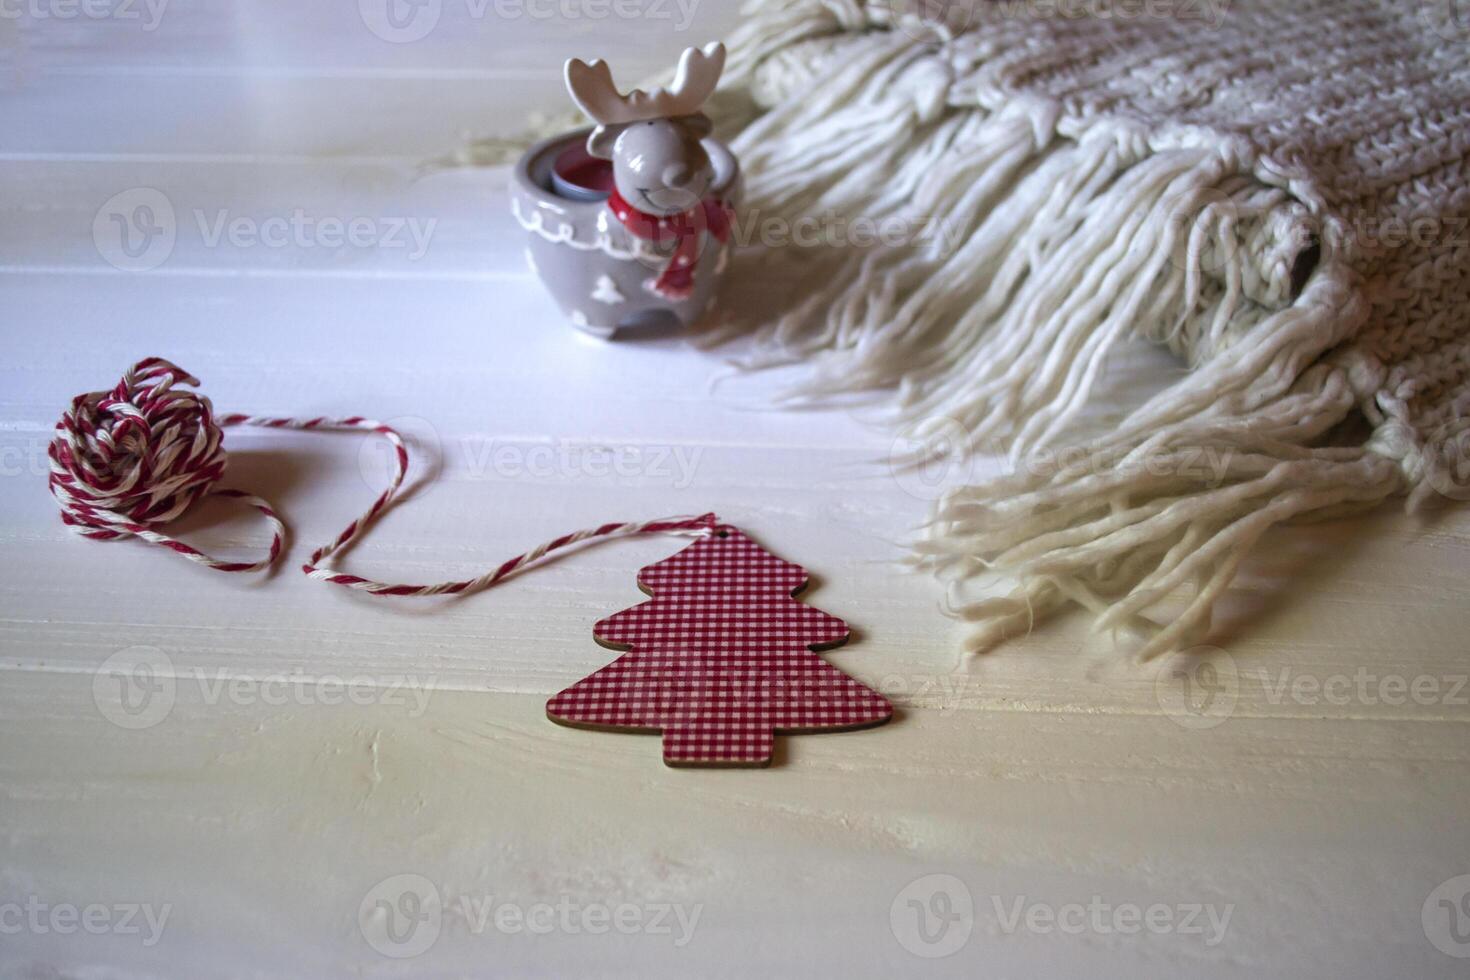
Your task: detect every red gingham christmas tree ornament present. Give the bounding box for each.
[52,364,897,770]
[547,516,893,767]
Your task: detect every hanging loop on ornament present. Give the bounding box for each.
[48,358,718,597]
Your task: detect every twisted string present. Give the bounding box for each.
[48,358,716,596]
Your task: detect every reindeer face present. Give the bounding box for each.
[565,43,726,217]
[590,115,714,216]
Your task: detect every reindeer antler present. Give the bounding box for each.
[565,42,726,125]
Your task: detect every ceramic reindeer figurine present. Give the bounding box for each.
[511,43,742,337]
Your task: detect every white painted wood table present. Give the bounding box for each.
[2,4,1469,977]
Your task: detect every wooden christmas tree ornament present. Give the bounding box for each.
[51,365,893,770]
[547,517,893,767]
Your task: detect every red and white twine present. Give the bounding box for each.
[48,358,716,597]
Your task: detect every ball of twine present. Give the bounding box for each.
[48,357,284,572]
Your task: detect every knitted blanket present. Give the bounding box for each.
[707,0,1470,658]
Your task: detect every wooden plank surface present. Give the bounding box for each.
[2,3,1468,977]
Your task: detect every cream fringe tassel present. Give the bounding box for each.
[714,11,1406,659]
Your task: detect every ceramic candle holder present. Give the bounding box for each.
[510,43,742,338]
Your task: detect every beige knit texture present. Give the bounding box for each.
[713,0,1470,657]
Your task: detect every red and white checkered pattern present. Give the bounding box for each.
[547,522,893,767]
